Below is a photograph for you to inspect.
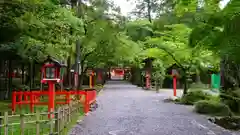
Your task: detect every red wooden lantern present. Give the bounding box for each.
[40,56,66,118]
[41,56,66,83]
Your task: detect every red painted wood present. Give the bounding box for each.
[173,76,177,97]
[11,89,97,118]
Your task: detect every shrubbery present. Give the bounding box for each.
[221,90,240,113]
[179,90,212,105]
[190,83,208,89]
[194,100,232,116]
[171,89,238,117]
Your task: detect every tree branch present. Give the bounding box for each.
[81,49,95,63]
[160,47,185,70]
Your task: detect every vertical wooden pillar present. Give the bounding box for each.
[89,71,94,88]
[84,91,89,114]
[173,76,177,96]
[97,71,102,82]
[74,72,78,90]
[146,70,150,89]
[209,74,212,89]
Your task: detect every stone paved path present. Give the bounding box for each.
[69,81,238,135]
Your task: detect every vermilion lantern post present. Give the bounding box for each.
[172,69,178,97]
[87,69,95,88]
[97,71,102,82]
[146,70,150,89]
[90,71,94,88]
[41,56,66,118]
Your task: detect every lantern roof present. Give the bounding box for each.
[43,56,67,67]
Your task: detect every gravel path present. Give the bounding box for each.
[69,81,239,135]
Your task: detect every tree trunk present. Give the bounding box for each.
[160,80,163,88]
[5,60,12,99]
[155,80,157,90]
[183,74,188,95]
[78,62,85,89]
[32,62,35,87]
[196,74,201,84]
[66,56,71,87]
[79,73,84,89]
[220,55,225,90]
[196,70,201,84]
[26,61,34,89]
[21,64,24,84]
[156,80,160,93]
[146,0,152,23]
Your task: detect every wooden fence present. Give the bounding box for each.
[0,102,83,135]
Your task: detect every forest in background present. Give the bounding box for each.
[1,0,240,117]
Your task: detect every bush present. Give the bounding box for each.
[195,100,232,116]
[221,90,240,113]
[190,83,208,89]
[180,90,212,105]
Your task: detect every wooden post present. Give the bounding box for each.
[89,71,93,88]
[59,107,64,135]
[18,92,22,110]
[84,92,89,114]
[30,92,34,112]
[36,110,40,135]
[55,108,60,135]
[63,106,67,135]
[12,92,16,112]
[50,109,54,135]
[74,72,78,90]
[3,112,8,135]
[68,105,71,123]
[66,92,70,104]
[20,113,24,135]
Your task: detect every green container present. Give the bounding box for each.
[211,73,220,89]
